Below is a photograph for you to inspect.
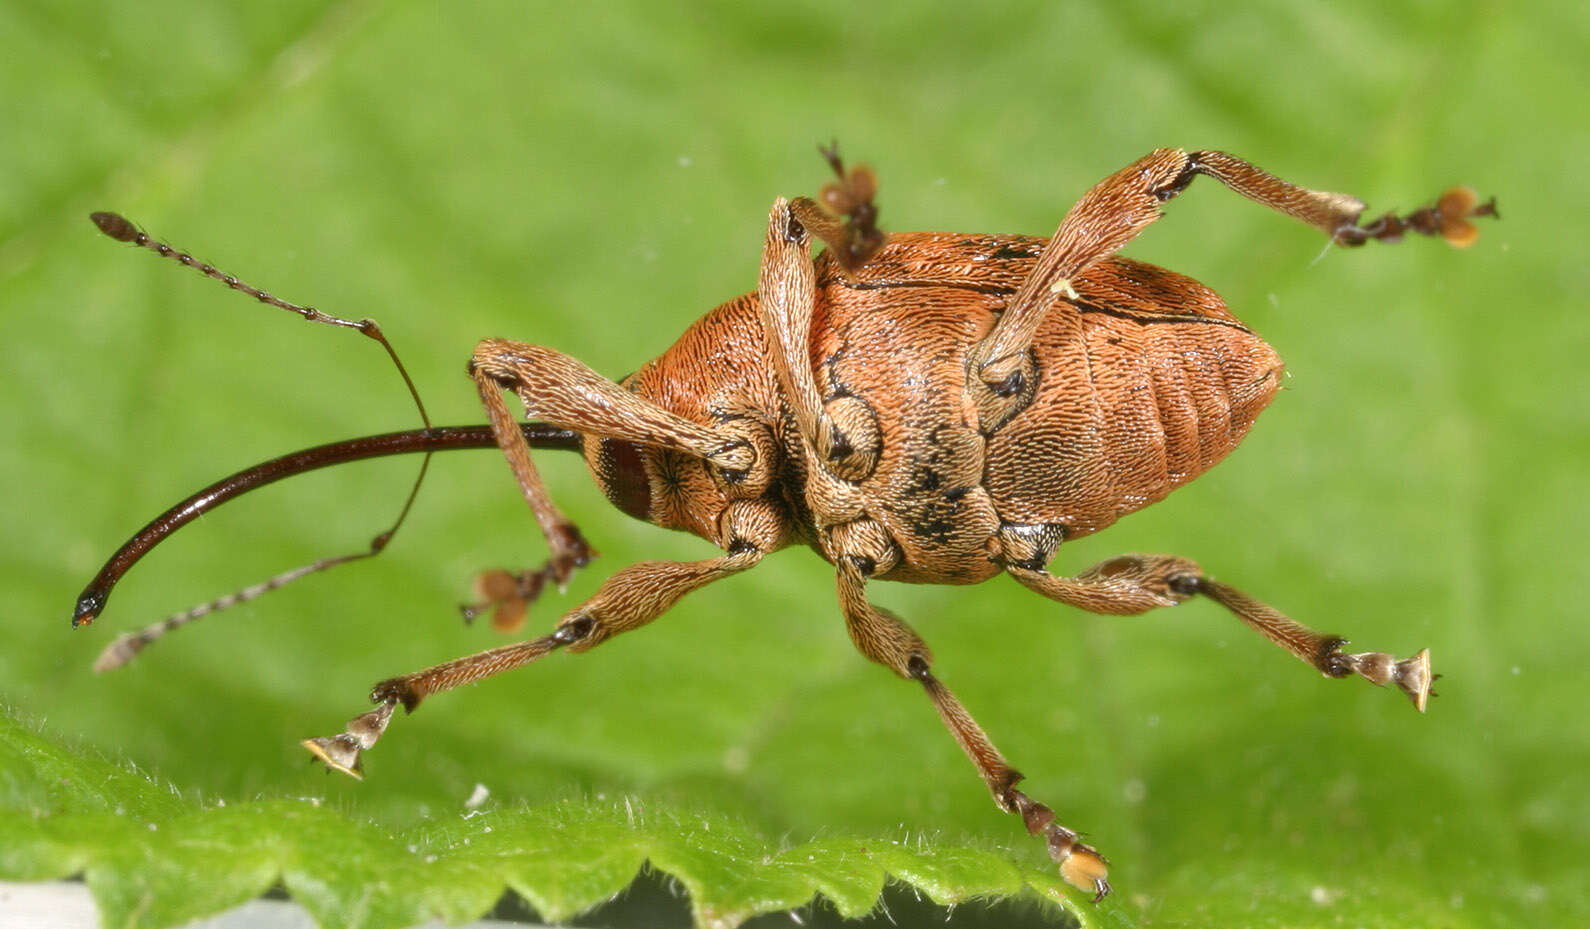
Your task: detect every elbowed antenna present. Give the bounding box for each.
[75,424,581,667]
[82,210,580,670]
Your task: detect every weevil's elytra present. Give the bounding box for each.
[78,146,1491,902]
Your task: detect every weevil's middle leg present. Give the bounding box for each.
[829,520,1111,901]
[912,659,1111,901]
[1002,538,1433,711]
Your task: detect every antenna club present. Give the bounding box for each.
[90,211,139,242]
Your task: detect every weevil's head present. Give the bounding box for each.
[583,424,779,548]
[580,292,788,546]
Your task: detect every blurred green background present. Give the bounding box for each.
[2,1,1585,926]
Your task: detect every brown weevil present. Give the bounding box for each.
[74,146,1495,900]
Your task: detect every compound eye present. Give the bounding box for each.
[595,438,652,522]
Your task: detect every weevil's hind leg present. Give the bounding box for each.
[969,150,1497,431]
[306,498,785,776]
[786,142,886,273]
[827,520,1110,901]
[1194,575,1434,711]
[999,529,1433,710]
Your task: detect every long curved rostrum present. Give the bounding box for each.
[76,424,579,670]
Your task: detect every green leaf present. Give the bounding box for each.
[1,1,1584,927]
[0,709,1093,927]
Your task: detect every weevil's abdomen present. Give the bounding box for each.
[812,233,1281,569]
[982,255,1283,537]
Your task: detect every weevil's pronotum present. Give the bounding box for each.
[75,146,1495,900]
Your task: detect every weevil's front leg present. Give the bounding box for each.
[785,142,885,272]
[304,498,785,777]
[757,199,882,484]
[468,341,756,594]
[970,149,1495,430]
[1004,544,1433,711]
[828,519,1111,901]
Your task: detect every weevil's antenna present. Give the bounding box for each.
[81,211,453,660]
[79,424,581,670]
[88,212,433,422]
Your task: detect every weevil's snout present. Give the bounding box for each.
[71,588,106,628]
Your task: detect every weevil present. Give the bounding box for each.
[74,146,1495,900]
